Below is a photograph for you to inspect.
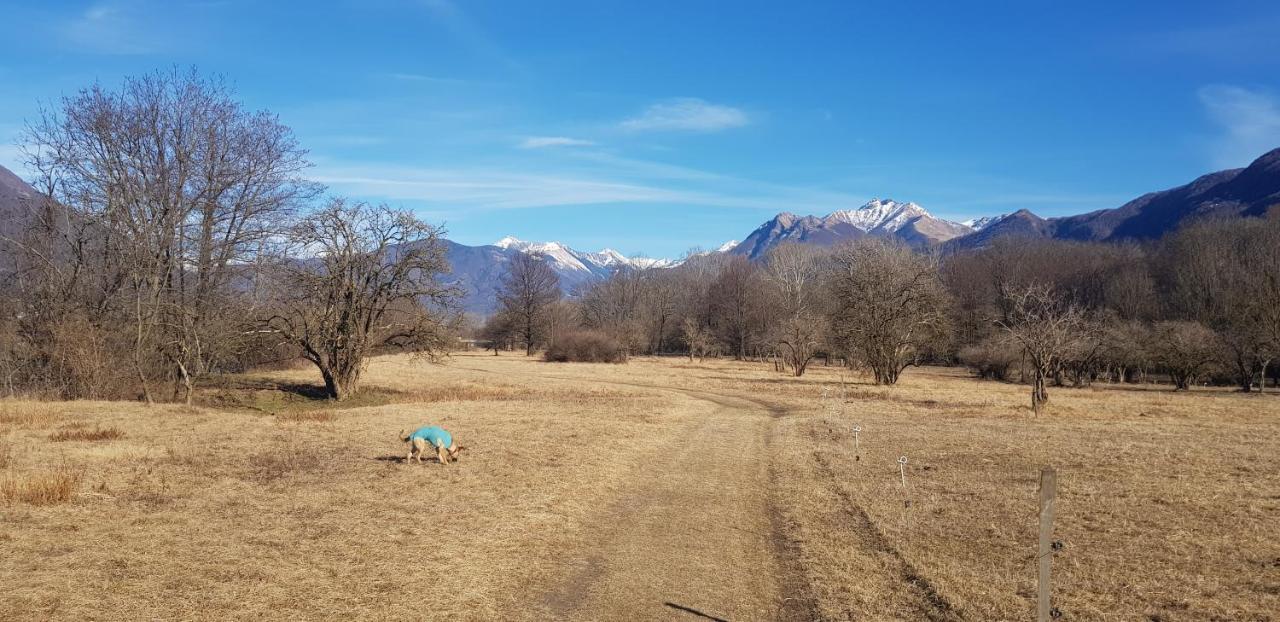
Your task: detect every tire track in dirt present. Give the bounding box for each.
[454,364,817,621]
[806,425,965,622]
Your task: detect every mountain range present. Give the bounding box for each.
[2,146,1278,314]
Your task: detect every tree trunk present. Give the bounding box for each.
[322,373,342,401]
[1031,369,1048,415]
[173,358,194,405]
[1237,356,1254,393]
[1261,359,1271,393]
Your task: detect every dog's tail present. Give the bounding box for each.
[399,428,411,442]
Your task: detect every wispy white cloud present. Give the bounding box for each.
[60,3,157,54]
[620,98,749,133]
[311,159,862,213]
[518,136,596,149]
[1198,84,1280,168]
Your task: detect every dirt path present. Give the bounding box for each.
[460,365,814,621]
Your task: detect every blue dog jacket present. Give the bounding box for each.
[407,426,452,449]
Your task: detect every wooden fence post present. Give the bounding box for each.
[1038,466,1057,622]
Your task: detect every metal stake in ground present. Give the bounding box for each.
[1038,466,1058,622]
[852,425,861,461]
[898,455,908,488]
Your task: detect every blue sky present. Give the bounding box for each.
[2,1,1279,257]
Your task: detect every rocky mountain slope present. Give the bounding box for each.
[731,198,971,259]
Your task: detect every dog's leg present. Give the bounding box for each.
[437,444,449,465]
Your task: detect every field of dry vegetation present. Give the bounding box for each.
[1,352,1277,621]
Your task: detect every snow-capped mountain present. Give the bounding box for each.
[716,240,739,252]
[732,198,971,259]
[440,236,685,313]
[961,214,1005,231]
[824,198,931,233]
[493,236,676,274]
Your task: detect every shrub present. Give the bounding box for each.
[958,336,1021,381]
[544,331,626,363]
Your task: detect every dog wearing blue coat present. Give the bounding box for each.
[400,426,464,464]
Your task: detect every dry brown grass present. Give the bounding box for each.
[49,426,127,442]
[0,400,63,427]
[274,410,337,423]
[0,469,80,505]
[0,353,1275,621]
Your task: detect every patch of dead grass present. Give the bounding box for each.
[0,469,80,505]
[244,444,328,483]
[0,400,64,428]
[49,426,126,442]
[275,410,337,423]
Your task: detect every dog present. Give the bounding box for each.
[399,426,464,465]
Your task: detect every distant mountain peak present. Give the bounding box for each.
[824,198,929,233]
[716,240,739,252]
[490,235,675,274]
[962,214,1006,231]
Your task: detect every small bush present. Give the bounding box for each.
[544,331,627,363]
[49,426,127,442]
[1,470,80,505]
[958,337,1021,381]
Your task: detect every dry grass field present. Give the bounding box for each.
[1,352,1277,621]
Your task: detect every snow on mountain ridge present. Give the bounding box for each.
[824,198,932,232]
[491,236,677,273]
[961,214,1006,231]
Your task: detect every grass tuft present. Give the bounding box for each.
[276,410,337,423]
[0,469,80,505]
[0,401,63,427]
[49,426,126,442]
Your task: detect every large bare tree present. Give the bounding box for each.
[264,200,457,400]
[496,252,561,355]
[764,243,826,376]
[16,68,318,402]
[709,255,767,360]
[828,239,949,385]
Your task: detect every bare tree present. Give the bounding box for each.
[709,256,767,360]
[478,311,516,355]
[764,244,826,376]
[17,68,318,403]
[638,269,678,354]
[263,200,457,400]
[496,252,561,355]
[1150,321,1223,390]
[681,317,714,362]
[827,239,949,385]
[997,284,1085,414]
[580,268,645,358]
